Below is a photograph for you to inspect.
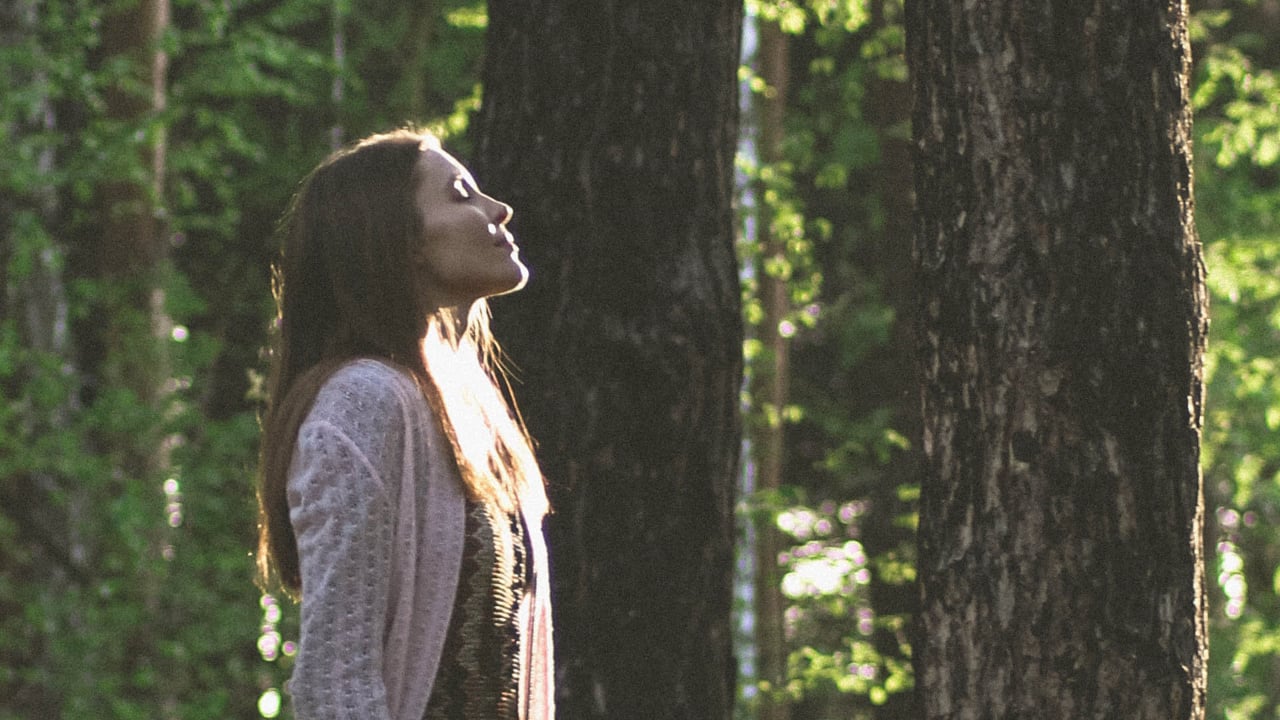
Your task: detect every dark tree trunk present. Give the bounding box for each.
[471,2,744,718]
[906,1,1209,718]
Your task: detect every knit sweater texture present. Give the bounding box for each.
[285,359,554,720]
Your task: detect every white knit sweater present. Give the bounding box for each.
[285,359,555,720]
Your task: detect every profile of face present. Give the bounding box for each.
[412,145,528,310]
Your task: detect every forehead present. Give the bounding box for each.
[416,146,473,184]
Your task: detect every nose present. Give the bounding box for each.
[490,198,513,225]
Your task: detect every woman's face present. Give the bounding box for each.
[413,146,527,310]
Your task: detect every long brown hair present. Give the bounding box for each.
[255,129,542,598]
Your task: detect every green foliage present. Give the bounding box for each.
[747,0,872,36]
[1,0,486,717]
[773,499,913,708]
[1194,28,1280,170]
[737,2,914,718]
[738,155,825,335]
[1192,3,1280,718]
[737,2,1280,717]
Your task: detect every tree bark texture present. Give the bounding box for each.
[471,2,744,718]
[906,2,1208,718]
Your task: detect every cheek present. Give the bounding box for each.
[417,216,524,300]
[418,241,462,283]
[418,218,464,266]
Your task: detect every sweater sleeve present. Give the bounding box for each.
[286,418,395,720]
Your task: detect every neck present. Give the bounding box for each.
[422,304,474,348]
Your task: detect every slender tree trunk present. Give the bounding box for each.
[751,17,793,720]
[330,0,346,149]
[97,0,174,713]
[471,2,744,718]
[97,0,172,435]
[907,1,1208,718]
[0,1,81,715]
[404,0,436,121]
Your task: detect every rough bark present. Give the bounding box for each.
[906,1,1208,718]
[471,2,744,718]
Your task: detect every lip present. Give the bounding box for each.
[492,227,515,248]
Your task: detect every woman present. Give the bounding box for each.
[255,129,553,720]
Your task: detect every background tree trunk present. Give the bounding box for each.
[751,17,794,720]
[94,0,175,713]
[906,1,1209,718]
[471,2,744,718]
[329,0,346,149]
[95,0,172,466]
[0,1,80,715]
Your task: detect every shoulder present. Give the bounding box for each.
[303,358,429,457]
[323,357,420,396]
[310,359,420,419]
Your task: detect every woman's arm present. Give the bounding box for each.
[286,418,395,720]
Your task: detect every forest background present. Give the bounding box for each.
[0,0,1277,718]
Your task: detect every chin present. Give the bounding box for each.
[511,264,530,291]
[501,271,530,296]
[487,264,529,299]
